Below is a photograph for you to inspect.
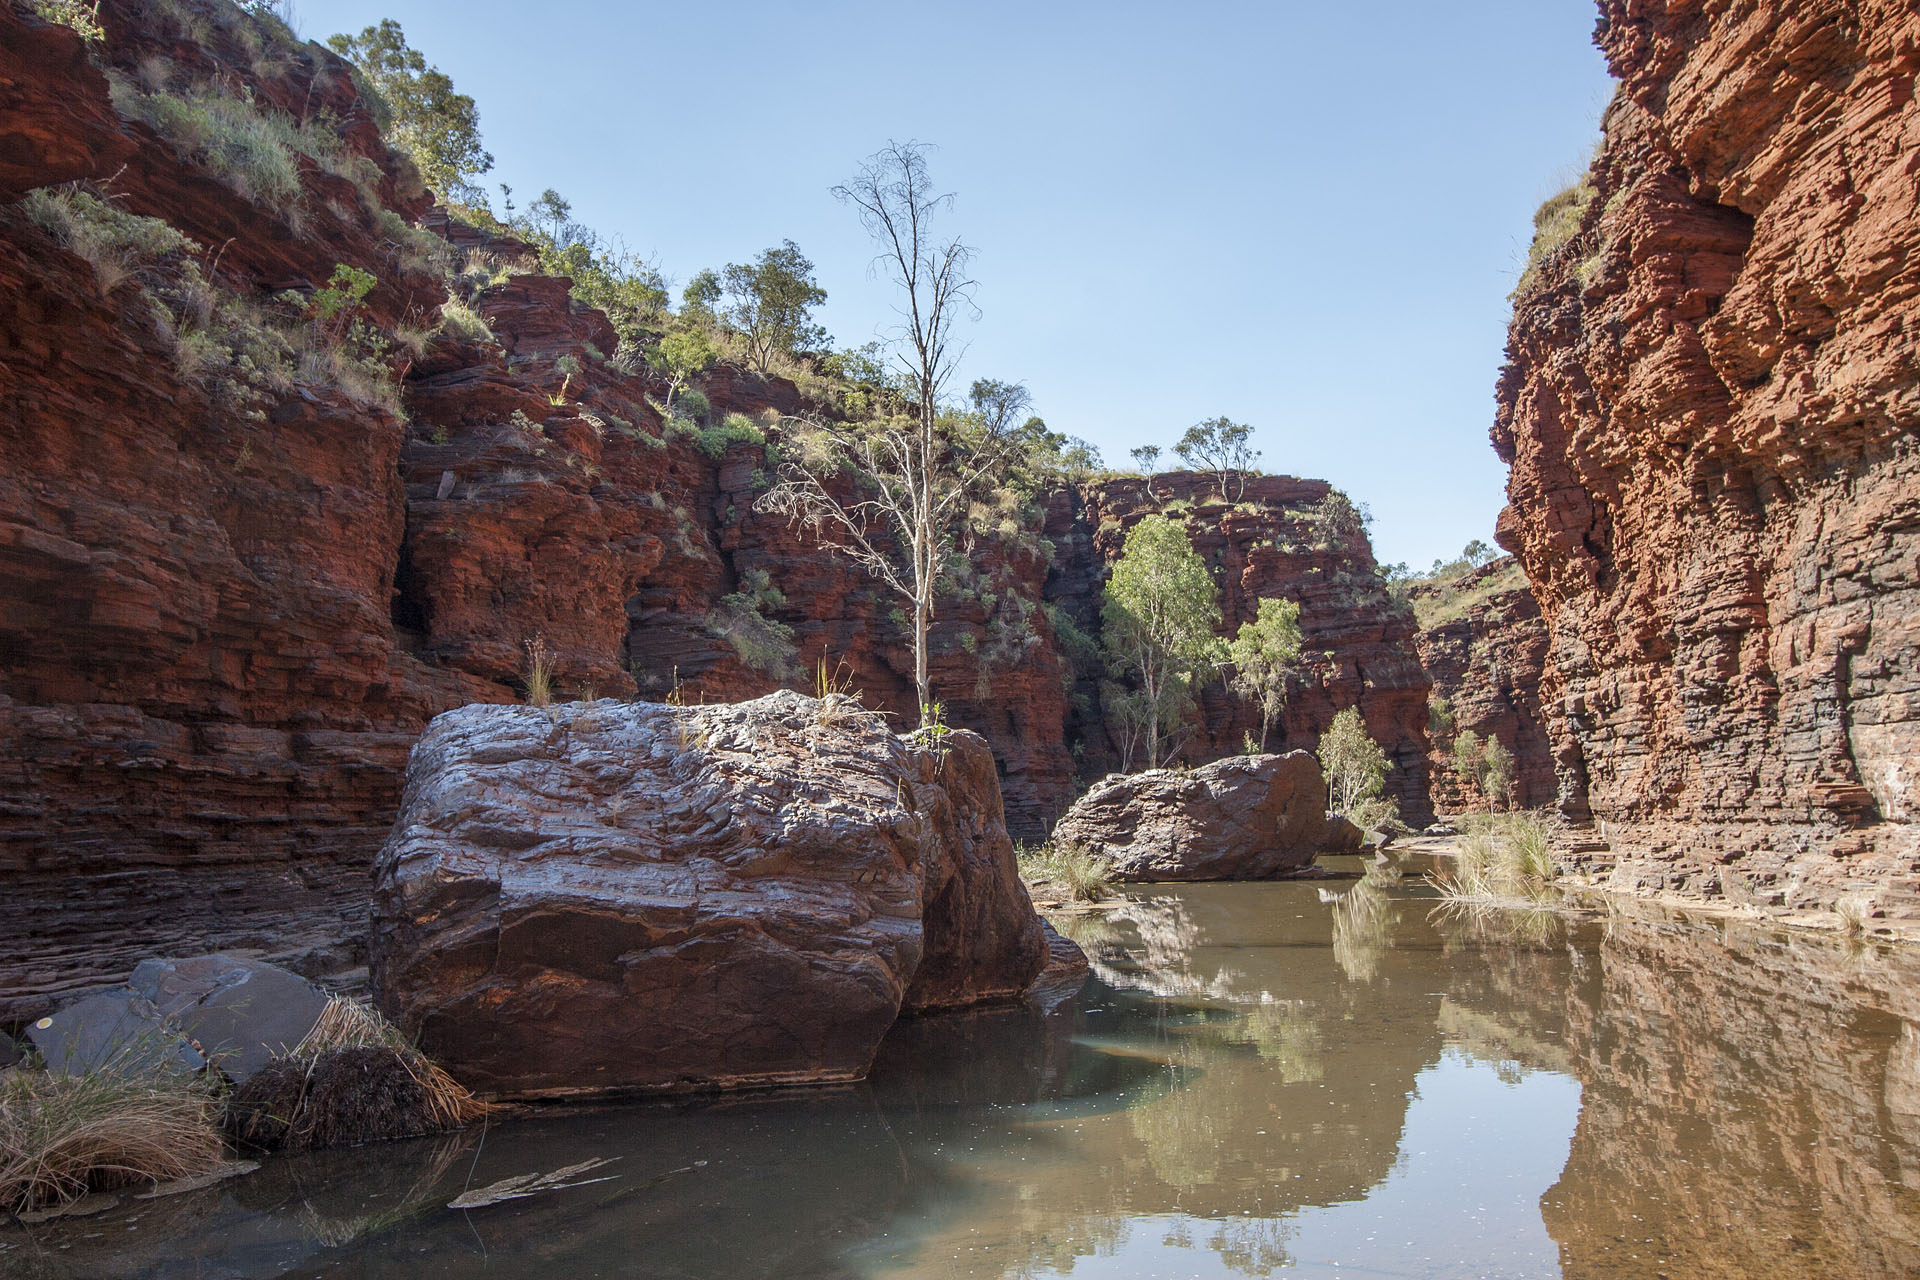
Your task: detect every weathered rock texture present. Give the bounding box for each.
[370,692,1044,1098]
[1495,0,1920,921]
[0,0,1429,1017]
[1046,474,1434,827]
[1051,751,1339,881]
[1409,558,1556,812]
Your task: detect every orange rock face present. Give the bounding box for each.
[1051,474,1435,826]
[1495,0,1920,918]
[1410,559,1556,814]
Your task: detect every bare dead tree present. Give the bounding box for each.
[754,142,1016,725]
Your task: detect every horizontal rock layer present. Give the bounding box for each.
[1494,0,1920,921]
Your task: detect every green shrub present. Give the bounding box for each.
[1016,841,1117,903]
[705,569,799,678]
[436,294,493,342]
[30,0,104,42]
[21,187,191,295]
[1,1066,224,1211]
[693,412,765,460]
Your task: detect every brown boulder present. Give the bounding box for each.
[370,692,1044,1099]
[904,729,1049,1011]
[1051,752,1337,881]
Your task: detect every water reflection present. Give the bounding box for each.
[11,879,1920,1278]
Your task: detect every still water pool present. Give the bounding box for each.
[12,859,1920,1278]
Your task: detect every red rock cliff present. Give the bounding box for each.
[1495,0,1920,921]
[1410,558,1556,813]
[0,0,1435,1016]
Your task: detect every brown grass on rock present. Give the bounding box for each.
[224,998,483,1152]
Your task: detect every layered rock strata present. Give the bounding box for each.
[1494,0,1920,922]
[1409,558,1556,812]
[1046,474,1434,827]
[1051,751,1341,881]
[370,692,1045,1099]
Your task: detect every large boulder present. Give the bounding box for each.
[371,692,1046,1099]
[1051,752,1339,881]
[904,729,1049,1012]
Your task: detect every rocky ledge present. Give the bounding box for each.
[1050,751,1350,881]
[370,691,1048,1099]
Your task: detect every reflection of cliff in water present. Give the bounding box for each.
[1554,918,1920,1278]
[1441,907,1920,1279]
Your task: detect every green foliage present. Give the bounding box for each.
[1437,810,1559,903]
[1451,728,1515,811]
[1173,416,1259,499]
[1407,553,1527,629]
[1015,841,1116,903]
[22,187,191,295]
[1130,444,1162,474]
[1512,175,1596,301]
[1428,692,1456,740]
[30,0,104,41]
[1042,602,1102,692]
[436,293,493,342]
[1228,596,1303,750]
[1318,706,1390,816]
[1306,490,1371,548]
[693,412,766,460]
[706,569,800,680]
[681,268,722,325]
[645,328,717,414]
[111,79,302,208]
[327,20,492,205]
[722,240,829,375]
[309,264,376,338]
[1102,515,1227,770]
[508,188,670,342]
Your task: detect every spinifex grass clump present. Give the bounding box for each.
[0,1067,224,1211]
[226,998,482,1153]
[1434,810,1562,905]
[1016,841,1117,903]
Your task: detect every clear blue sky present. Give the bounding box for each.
[306,0,1614,570]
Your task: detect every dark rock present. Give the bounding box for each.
[1027,920,1092,1012]
[129,954,332,1082]
[1320,815,1366,854]
[27,992,206,1076]
[1050,752,1339,881]
[905,731,1049,1012]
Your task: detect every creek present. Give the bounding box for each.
[12,854,1920,1278]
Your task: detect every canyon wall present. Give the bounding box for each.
[1495,0,1920,923]
[1410,557,1556,813]
[0,0,1430,1018]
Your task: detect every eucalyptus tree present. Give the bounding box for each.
[1101,515,1227,769]
[1228,596,1303,750]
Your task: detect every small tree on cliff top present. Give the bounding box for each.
[1174,416,1259,500]
[1102,515,1227,770]
[1229,596,1303,751]
[722,241,830,375]
[329,21,493,206]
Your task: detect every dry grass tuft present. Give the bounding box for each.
[1432,809,1562,905]
[226,997,481,1153]
[1017,841,1117,903]
[1,1068,223,1211]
